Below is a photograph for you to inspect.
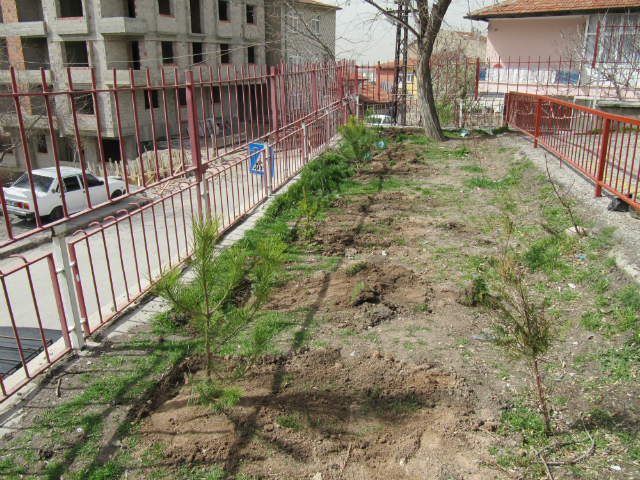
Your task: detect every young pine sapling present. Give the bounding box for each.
[488,216,556,434]
[153,214,285,386]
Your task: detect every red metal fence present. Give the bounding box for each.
[506,91,640,210]
[0,60,355,401]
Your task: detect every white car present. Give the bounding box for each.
[3,167,127,221]
[365,114,393,126]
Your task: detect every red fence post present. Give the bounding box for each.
[533,97,542,148]
[311,65,318,117]
[595,117,611,197]
[185,70,207,214]
[270,66,279,142]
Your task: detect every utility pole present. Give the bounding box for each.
[392,0,409,125]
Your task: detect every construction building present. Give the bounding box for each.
[265,0,338,66]
[0,0,267,173]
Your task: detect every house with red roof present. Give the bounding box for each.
[466,0,640,100]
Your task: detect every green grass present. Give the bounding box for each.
[459,164,484,173]
[465,176,519,189]
[351,282,365,299]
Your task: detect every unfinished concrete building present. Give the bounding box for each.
[0,0,267,174]
[265,0,338,66]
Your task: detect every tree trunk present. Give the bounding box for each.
[416,56,445,142]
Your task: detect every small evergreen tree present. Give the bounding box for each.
[154,214,285,386]
[337,115,378,167]
[488,216,555,434]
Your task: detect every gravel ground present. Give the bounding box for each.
[500,133,640,285]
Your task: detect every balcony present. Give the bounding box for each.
[50,18,89,35]
[0,21,47,37]
[0,69,53,84]
[98,17,148,36]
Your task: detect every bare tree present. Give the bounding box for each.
[362,0,453,141]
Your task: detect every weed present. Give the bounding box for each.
[413,304,429,312]
[351,282,365,299]
[190,381,242,410]
[346,262,367,276]
[276,414,304,431]
[298,186,318,240]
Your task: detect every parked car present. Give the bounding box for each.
[365,114,393,126]
[2,167,127,221]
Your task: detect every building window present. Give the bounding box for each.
[218,0,229,21]
[246,4,254,24]
[192,42,203,64]
[406,72,414,82]
[190,0,202,33]
[130,41,141,70]
[220,44,231,64]
[247,46,255,64]
[64,41,89,67]
[585,14,640,64]
[161,41,174,64]
[312,16,320,34]
[212,86,221,103]
[178,88,187,106]
[158,0,172,15]
[59,0,83,18]
[287,12,299,31]
[75,93,94,115]
[36,133,48,154]
[125,0,136,18]
[144,90,159,109]
[289,54,302,65]
[101,139,122,162]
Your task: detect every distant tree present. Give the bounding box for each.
[363,0,453,141]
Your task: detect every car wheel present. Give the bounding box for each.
[110,190,122,200]
[49,206,64,222]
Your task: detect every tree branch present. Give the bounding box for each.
[362,0,419,38]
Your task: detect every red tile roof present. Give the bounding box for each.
[378,59,418,69]
[359,81,391,103]
[467,0,640,19]
[296,0,341,9]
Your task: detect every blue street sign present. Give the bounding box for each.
[249,143,274,176]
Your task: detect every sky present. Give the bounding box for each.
[332,0,496,62]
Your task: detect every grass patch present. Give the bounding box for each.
[459,164,484,173]
[346,262,367,276]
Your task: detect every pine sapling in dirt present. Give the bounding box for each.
[153,214,285,407]
[337,114,378,167]
[487,215,557,434]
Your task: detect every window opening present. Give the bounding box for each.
[218,0,229,21]
[220,44,231,64]
[161,41,174,64]
[192,42,203,64]
[65,41,89,67]
[246,4,254,24]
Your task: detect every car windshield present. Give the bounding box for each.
[12,174,54,193]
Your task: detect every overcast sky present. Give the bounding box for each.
[333,0,496,62]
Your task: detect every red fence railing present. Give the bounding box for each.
[0,60,355,402]
[506,91,640,209]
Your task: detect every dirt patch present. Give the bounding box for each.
[138,348,505,479]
